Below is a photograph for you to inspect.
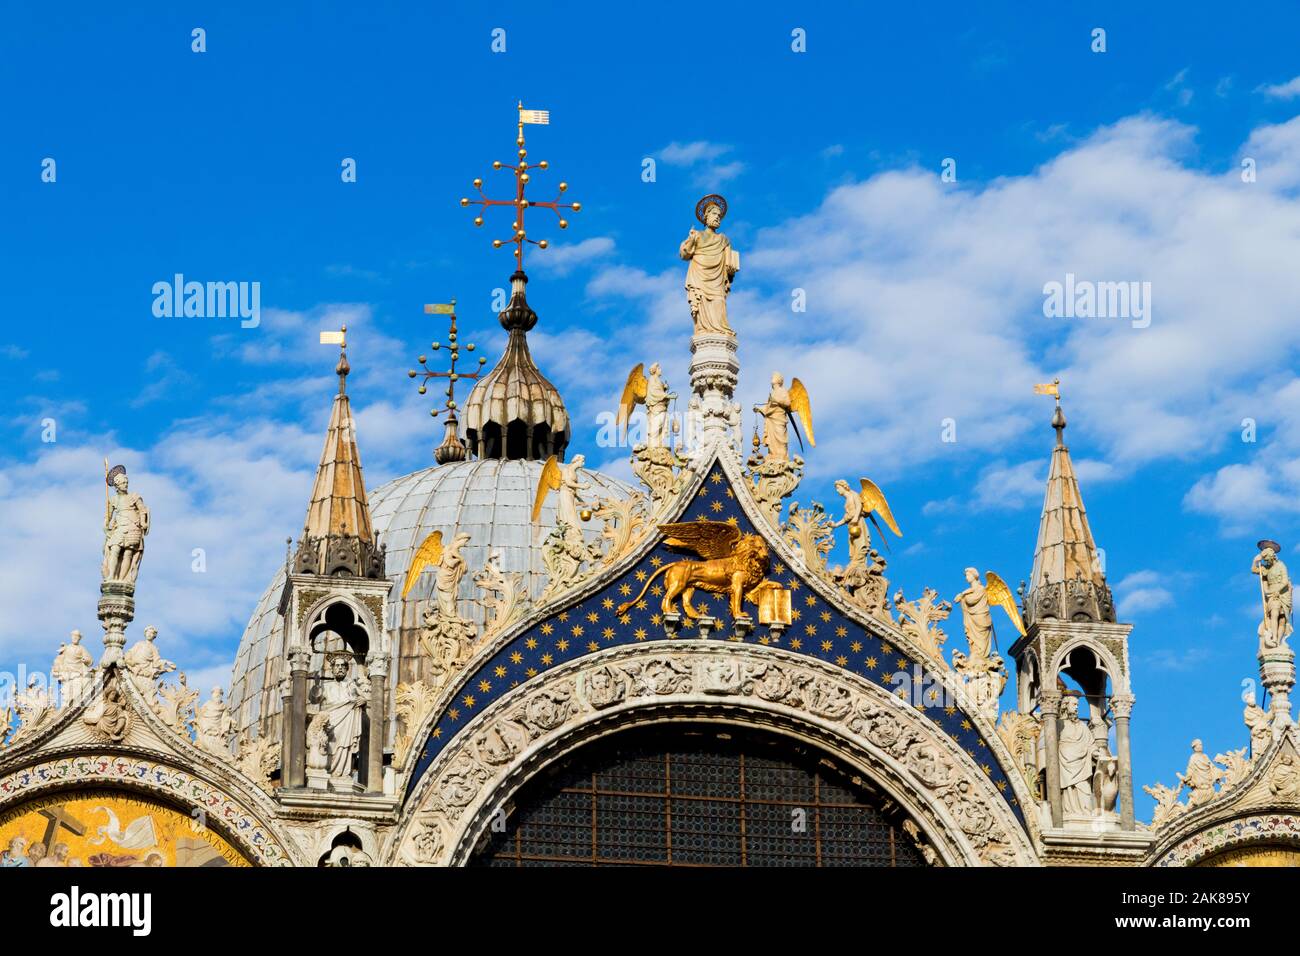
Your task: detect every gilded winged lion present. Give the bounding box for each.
[617,521,770,620]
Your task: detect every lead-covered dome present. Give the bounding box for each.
[228,458,633,740]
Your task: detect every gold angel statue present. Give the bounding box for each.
[832,477,902,560]
[531,453,591,528]
[754,373,814,461]
[953,568,1025,668]
[617,362,675,448]
[617,521,770,620]
[403,529,472,618]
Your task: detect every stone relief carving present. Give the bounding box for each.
[782,500,833,572]
[631,444,690,507]
[234,736,282,792]
[81,670,132,743]
[394,680,440,770]
[474,550,530,643]
[893,588,953,668]
[750,453,804,527]
[997,710,1042,800]
[396,647,1029,867]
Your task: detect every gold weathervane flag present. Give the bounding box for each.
[519,108,550,125]
[1033,381,1059,398]
[319,330,346,346]
[424,303,455,315]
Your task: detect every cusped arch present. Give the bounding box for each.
[1049,636,1127,695]
[387,643,1037,867]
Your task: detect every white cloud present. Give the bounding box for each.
[1114,570,1175,618]
[531,237,616,277]
[1258,76,1300,100]
[655,140,745,185]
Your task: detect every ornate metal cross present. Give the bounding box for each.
[408,302,487,423]
[460,101,581,269]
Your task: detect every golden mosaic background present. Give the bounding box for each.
[0,789,250,867]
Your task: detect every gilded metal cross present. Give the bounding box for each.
[460,101,581,269]
[408,302,487,421]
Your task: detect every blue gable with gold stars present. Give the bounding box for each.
[404,455,1027,830]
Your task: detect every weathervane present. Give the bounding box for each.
[408,302,487,463]
[459,101,581,269]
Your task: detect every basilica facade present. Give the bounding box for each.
[3,124,1298,869]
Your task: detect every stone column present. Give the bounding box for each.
[687,333,740,457]
[1040,690,1062,828]
[284,643,310,789]
[1260,645,1296,729]
[97,582,136,668]
[1112,692,1136,831]
[366,652,388,794]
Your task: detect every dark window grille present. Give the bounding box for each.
[471,725,928,867]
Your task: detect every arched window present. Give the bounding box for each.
[471,724,930,867]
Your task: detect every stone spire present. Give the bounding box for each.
[292,331,385,579]
[462,271,570,460]
[1024,398,1115,628]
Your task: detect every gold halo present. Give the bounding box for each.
[695,193,727,225]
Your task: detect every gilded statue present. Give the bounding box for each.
[679,194,739,336]
[533,454,591,529]
[754,373,814,462]
[952,569,1024,671]
[617,521,770,620]
[1252,539,1293,650]
[403,529,473,618]
[831,477,902,559]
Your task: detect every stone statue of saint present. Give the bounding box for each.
[1243,691,1273,757]
[679,195,738,336]
[1057,696,1095,815]
[1176,738,1221,807]
[954,567,994,668]
[1252,543,1292,650]
[51,629,95,707]
[755,373,793,461]
[195,687,234,756]
[311,654,367,780]
[102,467,150,585]
[123,626,175,707]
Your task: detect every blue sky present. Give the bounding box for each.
[4,2,1300,817]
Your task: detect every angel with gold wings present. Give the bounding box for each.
[402,529,472,618]
[617,520,770,620]
[531,454,590,528]
[953,568,1025,667]
[617,362,676,448]
[754,373,813,461]
[832,477,902,561]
